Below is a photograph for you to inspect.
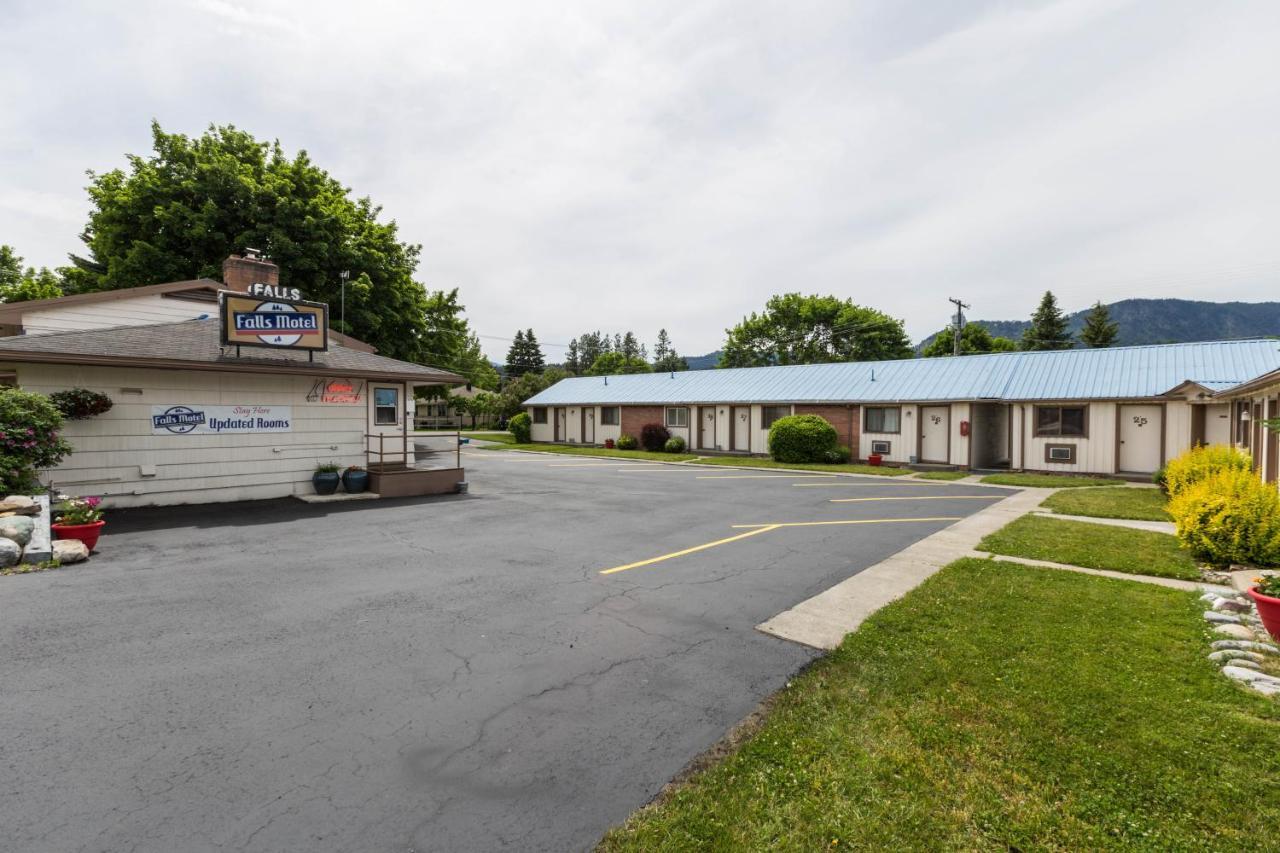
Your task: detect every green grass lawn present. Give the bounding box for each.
[914,470,969,481]
[977,514,1198,580]
[465,431,517,444]
[1041,485,1170,521]
[980,472,1126,488]
[688,456,911,476]
[480,442,698,462]
[601,559,1280,851]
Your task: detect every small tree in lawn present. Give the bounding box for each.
[1079,301,1119,348]
[0,388,73,493]
[1021,291,1073,351]
[639,423,670,452]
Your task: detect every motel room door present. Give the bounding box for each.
[730,406,749,452]
[554,407,567,442]
[1119,404,1162,473]
[697,406,715,450]
[919,405,950,463]
[582,408,595,444]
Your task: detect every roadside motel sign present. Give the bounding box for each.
[220,291,329,352]
[151,405,293,435]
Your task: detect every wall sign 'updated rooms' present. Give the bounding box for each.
[151,405,293,435]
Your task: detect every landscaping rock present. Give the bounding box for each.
[52,540,89,564]
[1222,666,1280,687]
[1213,599,1252,614]
[0,516,35,546]
[1208,649,1265,664]
[0,538,20,568]
[1226,658,1263,670]
[1212,639,1280,655]
[1204,611,1243,625]
[1248,681,1280,698]
[1213,624,1257,640]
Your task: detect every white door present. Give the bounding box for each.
[584,408,595,444]
[920,406,949,463]
[555,408,567,442]
[1204,403,1231,446]
[1119,404,1162,473]
[732,406,750,451]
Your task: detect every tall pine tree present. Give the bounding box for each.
[1079,301,1119,348]
[1021,291,1073,351]
[652,328,688,372]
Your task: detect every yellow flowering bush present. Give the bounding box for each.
[1168,467,1280,566]
[1162,444,1252,497]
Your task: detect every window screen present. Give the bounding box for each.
[761,406,791,429]
[864,406,901,433]
[374,387,399,425]
[600,407,620,426]
[665,407,689,428]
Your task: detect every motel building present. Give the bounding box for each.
[523,339,1280,480]
[0,254,465,507]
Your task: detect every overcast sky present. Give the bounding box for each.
[2,0,1278,359]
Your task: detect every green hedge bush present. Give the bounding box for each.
[640,423,670,452]
[768,414,838,464]
[508,412,532,444]
[1168,466,1280,566]
[616,434,638,450]
[0,387,73,494]
[664,436,686,453]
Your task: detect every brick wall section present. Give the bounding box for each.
[221,254,280,292]
[620,405,666,439]
[794,404,860,458]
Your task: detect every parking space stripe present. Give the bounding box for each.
[547,462,665,468]
[792,481,951,487]
[694,474,836,480]
[827,495,1002,503]
[599,526,780,575]
[732,516,962,529]
[617,467,693,473]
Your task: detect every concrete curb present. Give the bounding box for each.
[960,550,1231,594]
[1030,510,1176,534]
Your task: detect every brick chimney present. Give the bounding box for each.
[221,249,280,292]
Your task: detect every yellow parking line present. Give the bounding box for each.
[732,517,961,529]
[828,495,1002,503]
[600,526,780,575]
[694,474,836,480]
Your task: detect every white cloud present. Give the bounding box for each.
[1,0,1278,356]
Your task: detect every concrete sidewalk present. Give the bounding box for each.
[1030,510,1176,535]
[758,488,1049,649]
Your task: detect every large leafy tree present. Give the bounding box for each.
[417,288,498,394]
[60,122,434,363]
[1021,291,1074,351]
[1079,301,1119,348]
[586,351,652,375]
[920,324,1018,357]
[719,293,912,367]
[0,245,62,303]
[497,367,571,419]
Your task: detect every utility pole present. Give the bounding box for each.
[339,270,349,333]
[948,297,970,356]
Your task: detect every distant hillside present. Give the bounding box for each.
[919,298,1280,350]
[685,351,722,370]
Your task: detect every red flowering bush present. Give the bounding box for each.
[0,388,73,494]
[639,423,670,452]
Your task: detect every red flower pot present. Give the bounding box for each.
[1248,586,1280,643]
[868,453,883,466]
[52,520,106,552]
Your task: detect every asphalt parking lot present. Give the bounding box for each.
[1,450,1012,852]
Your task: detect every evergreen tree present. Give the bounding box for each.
[564,338,582,374]
[1021,291,1073,351]
[577,331,608,367]
[0,245,62,303]
[523,328,546,373]
[652,328,689,372]
[1079,301,1119,348]
[505,330,527,374]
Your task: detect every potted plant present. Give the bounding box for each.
[313,462,341,495]
[51,496,105,551]
[342,465,369,494]
[604,438,616,449]
[1248,575,1280,642]
[868,453,883,467]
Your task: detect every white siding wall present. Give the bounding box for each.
[1016,402,1118,473]
[528,407,553,442]
[860,404,917,464]
[1164,401,1192,461]
[13,363,371,507]
[22,294,216,335]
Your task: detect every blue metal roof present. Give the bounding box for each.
[524,339,1280,406]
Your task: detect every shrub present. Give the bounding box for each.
[48,388,113,420]
[822,445,852,464]
[0,387,72,494]
[664,436,687,453]
[1163,444,1251,497]
[508,412,532,443]
[639,423,670,452]
[1152,465,1167,494]
[1168,467,1280,566]
[768,414,838,464]
[616,434,638,450]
